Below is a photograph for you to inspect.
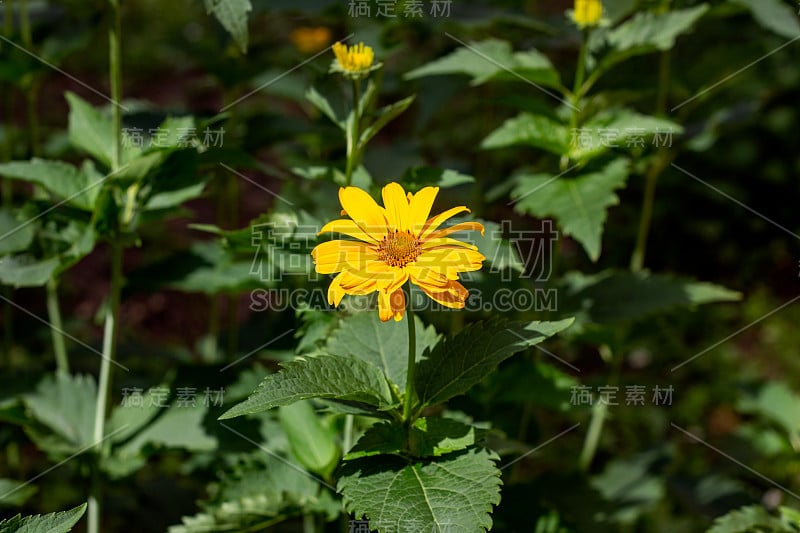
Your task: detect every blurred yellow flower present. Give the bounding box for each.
[572,0,603,28]
[312,183,485,322]
[290,26,332,54]
[331,41,376,78]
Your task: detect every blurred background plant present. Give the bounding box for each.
[0,0,797,532]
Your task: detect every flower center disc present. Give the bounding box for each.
[378,229,421,267]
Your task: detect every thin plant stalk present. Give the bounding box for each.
[46,278,69,374]
[403,294,417,423]
[88,2,124,531]
[1,1,14,362]
[344,79,362,186]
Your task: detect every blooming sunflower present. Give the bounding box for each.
[312,183,485,322]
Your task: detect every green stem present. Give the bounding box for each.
[302,513,317,533]
[46,277,69,374]
[402,295,417,423]
[88,243,123,533]
[344,79,362,186]
[579,401,607,471]
[563,30,588,171]
[88,4,124,532]
[343,414,354,452]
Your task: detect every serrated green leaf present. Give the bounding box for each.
[219,355,397,419]
[0,503,87,533]
[0,479,37,507]
[0,209,35,255]
[278,401,340,477]
[204,0,252,53]
[24,373,96,453]
[326,312,439,391]
[346,417,485,459]
[569,108,682,162]
[561,270,742,324]
[406,38,560,88]
[415,318,573,407]
[482,113,570,156]
[707,504,788,533]
[0,159,102,211]
[0,255,60,288]
[65,93,138,168]
[733,0,800,39]
[511,158,629,261]
[339,447,502,533]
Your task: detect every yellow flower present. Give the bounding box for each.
[572,0,603,27]
[331,41,376,78]
[290,26,332,54]
[312,183,485,322]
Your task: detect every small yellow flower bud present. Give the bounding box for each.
[573,0,603,28]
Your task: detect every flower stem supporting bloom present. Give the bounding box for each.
[344,79,362,186]
[402,291,417,424]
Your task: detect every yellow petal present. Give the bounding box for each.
[378,289,394,322]
[425,221,485,241]
[408,186,439,235]
[319,219,380,244]
[339,270,379,294]
[382,182,410,232]
[408,265,454,286]
[413,278,469,309]
[421,237,478,251]
[416,246,485,274]
[420,206,470,240]
[390,288,406,322]
[311,241,376,274]
[327,272,347,306]
[339,187,388,241]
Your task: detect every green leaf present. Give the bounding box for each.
[707,505,788,533]
[0,503,87,533]
[406,38,560,88]
[339,447,502,533]
[0,209,35,255]
[0,159,102,210]
[359,95,416,148]
[204,0,252,53]
[511,158,630,261]
[326,312,439,391]
[24,373,96,453]
[66,93,138,168]
[593,6,709,73]
[278,401,340,477]
[0,255,60,288]
[0,479,37,507]
[397,167,475,190]
[482,113,570,156]
[733,0,800,39]
[120,403,217,453]
[738,382,800,442]
[346,417,485,459]
[569,109,683,162]
[306,86,345,129]
[561,270,742,324]
[219,355,397,419]
[415,318,573,407]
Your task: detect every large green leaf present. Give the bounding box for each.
[511,158,630,261]
[24,373,96,454]
[569,109,683,162]
[732,0,800,39]
[0,480,37,507]
[65,93,138,168]
[219,355,397,419]
[339,447,502,533]
[0,209,35,255]
[593,5,709,74]
[738,382,800,443]
[204,0,252,53]
[0,503,87,533]
[0,256,60,288]
[346,417,485,459]
[561,270,742,324]
[0,159,102,211]
[707,504,798,533]
[405,38,560,88]
[326,312,439,391]
[278,401,340,477]
[415,318,573,407]
[482,113,570,156]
